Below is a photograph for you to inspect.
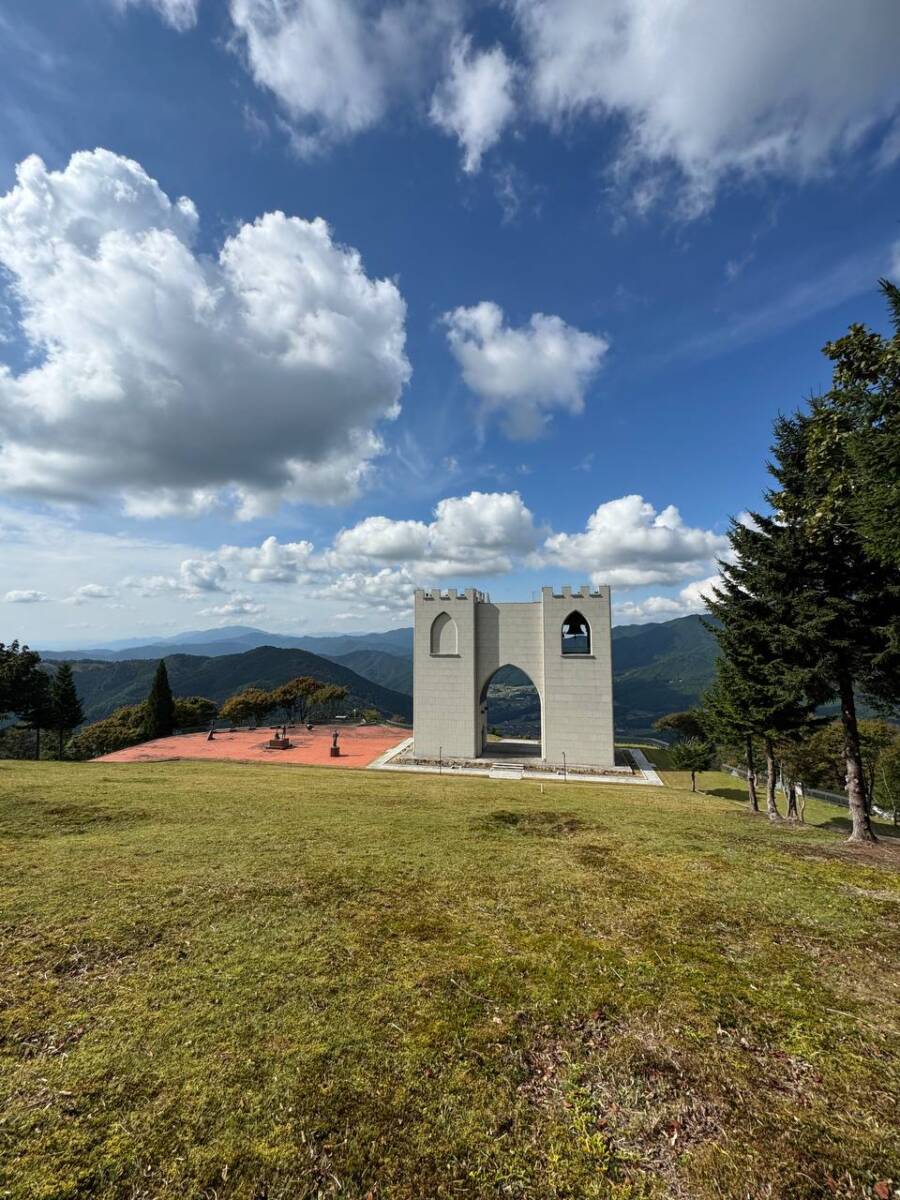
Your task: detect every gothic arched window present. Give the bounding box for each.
[430,611,458,655]
[561,610,591,655]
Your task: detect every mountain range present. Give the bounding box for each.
[40,615,717,736]
[39,624,414,662]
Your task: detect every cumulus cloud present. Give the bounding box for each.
[219,535,315,583]
[430,36,517,172]
[5,589,48,603]
[127,0,900,216]
[114,0,199,31]
[310,566,418,618]
[0,149,410,518]
[512,0,900,215]
[198,593,266,618]
[123,557,228,598]
[63,583,116,606]
[615,574,721,623]
[539,495,727,587]
[0,485,730,639]
[228,0,457,153]
[330,490,541,575]
[443,302,608,438]
[200,490,723,607]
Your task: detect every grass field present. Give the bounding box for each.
[2,759,899,1199]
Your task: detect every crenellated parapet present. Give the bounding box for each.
[541,585,607,599]
[415,587,489,602]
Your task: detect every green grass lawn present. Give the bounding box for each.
[2,760,899,1200]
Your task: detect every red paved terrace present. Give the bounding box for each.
[95,724,409,768]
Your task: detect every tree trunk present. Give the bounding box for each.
[764,737,780,820]
[745,735,759,812]
[785,780,798,820]
[839,674,877,844]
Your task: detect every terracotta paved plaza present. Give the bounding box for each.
[95,724,409,768]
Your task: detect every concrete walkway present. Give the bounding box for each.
[627,747,664,786]
[369,740,663,786]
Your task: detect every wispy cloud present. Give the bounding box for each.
[681,243,893,362]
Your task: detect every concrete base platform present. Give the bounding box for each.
[368,738,663,786]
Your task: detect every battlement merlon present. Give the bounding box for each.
[414,587,490,602]
[540,585,609,600]
[415,586,609,603]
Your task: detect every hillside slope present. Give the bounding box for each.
[324,649,414,695]
[4,761,897,1198]
[62,647,412,724]
[611,614,718,732]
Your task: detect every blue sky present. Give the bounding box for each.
[1,0,899,646]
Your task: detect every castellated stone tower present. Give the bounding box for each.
[413,586,615,769]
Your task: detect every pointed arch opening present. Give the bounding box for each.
[430,610,458,655]
[561,610,591,655]
[479,664,542,757]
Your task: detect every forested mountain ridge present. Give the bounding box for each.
[55,646,412,725]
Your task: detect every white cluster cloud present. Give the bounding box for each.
[430,36,517,173]
[615,574,721,623]
[444,302,608,438]
[229,0,457,155]
[127,0,900,206]
[331,490,541,575]
[63,583,116,606]
[198,593,266,618]
[0,149,410,518]
[310,566,420,619]
[114,490,726,619]
[123,557,227,598]
[219,535,315,583]
[3,490,728,636]
[539,495,728,587]
[171,490,722,619]
[513,0,900,214]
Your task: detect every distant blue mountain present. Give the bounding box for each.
[39,625,414,662]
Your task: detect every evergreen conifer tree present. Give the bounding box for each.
[705,512,819,822]
[714,284,900,842]
[143,660,176,740]
[703,657,762,812]
[819,278,900,570]
[2,642,53,759]
[767,407,900,842]
[50,663,84,759]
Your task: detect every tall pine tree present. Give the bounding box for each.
[143,660,176,741]
[705,512,819,822]
[733,286,899,842]
[703,657,762,812]
[822,278,900,570]
[50,663,84,759]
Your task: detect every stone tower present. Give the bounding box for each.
[413,585,614,768]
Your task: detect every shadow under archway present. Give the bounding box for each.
[479,664,542,758]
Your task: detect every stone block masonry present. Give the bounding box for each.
[413,586,615,770]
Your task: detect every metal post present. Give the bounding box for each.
[562,751,567,781]
[439,746,442,775]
